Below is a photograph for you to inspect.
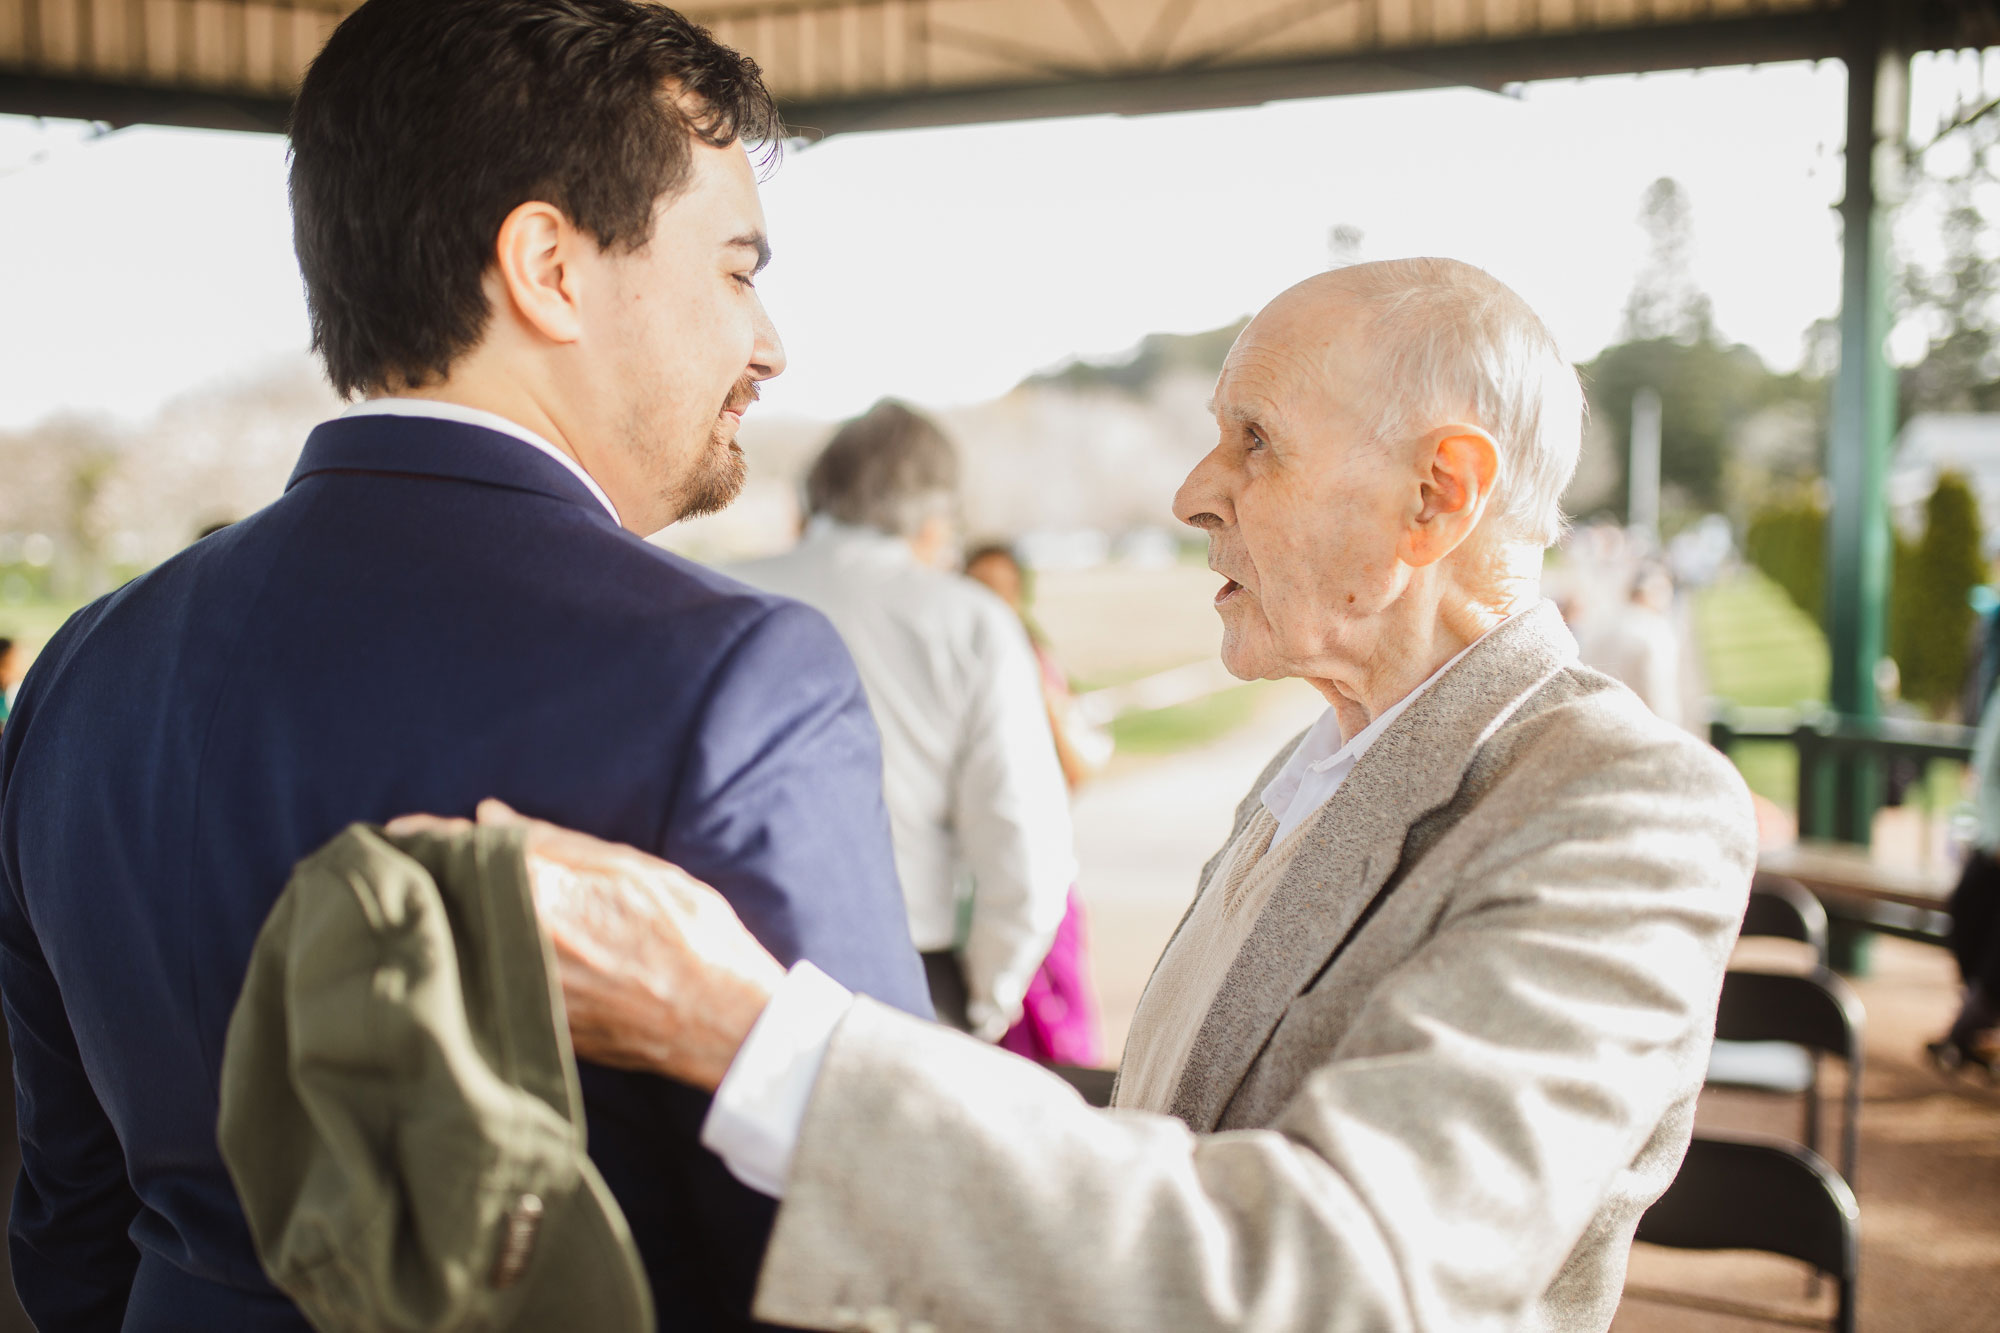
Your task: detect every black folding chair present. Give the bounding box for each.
[1705,966,1865,1184]
[1742,874,1830,966]
[1050,1063,1116,1107]
[1630,1134,1859,1333]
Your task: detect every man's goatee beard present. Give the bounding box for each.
[669,373,758,523]
[675,436,748,522]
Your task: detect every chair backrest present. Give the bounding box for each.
[1050,1064,1116,1108]
[1637,1135,1859,1330]
[1713,967,1865,1065]
[1743,875,1830,965]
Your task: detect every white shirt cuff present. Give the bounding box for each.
[698,960,856,1199]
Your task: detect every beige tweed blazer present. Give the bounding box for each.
[752,602,1756,1333]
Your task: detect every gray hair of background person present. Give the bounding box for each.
[804,400,960,538]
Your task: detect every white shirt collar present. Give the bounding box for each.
[801,515,916,563]
[338,398,622,526]
[1261,607,1530,840]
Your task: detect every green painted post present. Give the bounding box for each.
[1824,0,1906,851]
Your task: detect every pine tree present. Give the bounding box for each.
[1891,473,1988,715]
[1622,177,1715,345]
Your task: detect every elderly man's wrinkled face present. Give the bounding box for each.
[1173,292,1410,683]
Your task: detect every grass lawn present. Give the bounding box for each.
[1693,569,1828,711]
[1693,569,1829,809]
[1109,682,1266,756]
[1694,568,1976,823]
[0,599,87,658]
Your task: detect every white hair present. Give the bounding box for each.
[1338,258,1584,548]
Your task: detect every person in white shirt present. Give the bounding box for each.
[729,401,1076,1040]
[1579,562,1683,726]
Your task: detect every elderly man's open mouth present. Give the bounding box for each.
[1215,575,1247,605]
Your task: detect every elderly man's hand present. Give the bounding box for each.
[387,800,784,1092]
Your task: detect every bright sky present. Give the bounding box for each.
[0,54,1985,434]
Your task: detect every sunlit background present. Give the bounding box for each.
[5,22,2000,1328]
[3,54,1996,569]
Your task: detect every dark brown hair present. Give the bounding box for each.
[289,0,780,397]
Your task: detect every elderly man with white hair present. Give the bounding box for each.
[399,258,1756,1332]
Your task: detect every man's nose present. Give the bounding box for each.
[749,297,786,381]
[1173,448,1231,532]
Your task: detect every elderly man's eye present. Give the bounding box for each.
[1246,427,1267,451]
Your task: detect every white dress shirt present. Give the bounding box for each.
[1259,626,1495,844]
[339,398,621,526]
[728,520,1076,1038]
[703,609,1530,1199]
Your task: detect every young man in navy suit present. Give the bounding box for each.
[0,2,930,1328]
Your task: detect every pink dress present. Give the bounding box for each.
[999,642,1105,1067]
[999,889,1102,1065]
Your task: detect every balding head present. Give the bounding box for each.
[1261,259,1582,547]
[1175,259,1578,726]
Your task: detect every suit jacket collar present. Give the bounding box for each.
[1167,599,1579,1129]
[287,415,623,532]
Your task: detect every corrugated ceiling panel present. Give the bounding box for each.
[0,0,1918,131]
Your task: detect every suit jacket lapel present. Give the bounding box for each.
[1166,602,1579,1130]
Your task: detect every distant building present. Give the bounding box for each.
[1891,413,2000,548]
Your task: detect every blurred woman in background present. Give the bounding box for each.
[1935,680,2000,1076]
[0,638,21,733]
[966,542,1107,1067]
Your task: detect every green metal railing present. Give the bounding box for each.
[1709,707,1975,845]
[1710,707,1972,970]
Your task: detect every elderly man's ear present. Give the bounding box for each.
[1401,426,1501,568]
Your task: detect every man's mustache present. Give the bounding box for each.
[723,378,761,415]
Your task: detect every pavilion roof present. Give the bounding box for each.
[1,0,1995,134]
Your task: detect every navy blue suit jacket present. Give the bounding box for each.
[0,415,931,1330]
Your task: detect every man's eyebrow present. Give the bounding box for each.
[729,232,772,273]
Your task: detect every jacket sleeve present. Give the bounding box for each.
[666,599,932,1018]
[949,600,1077,1037]
[749,735,1754,1333]
[0,727,142,1328]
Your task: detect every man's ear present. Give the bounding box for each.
[1402,425,1500,568]
[492,200,585,346]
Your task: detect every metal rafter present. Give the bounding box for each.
[3,0,1998,133]
[1136,0,1204,66]
[1177,0,1368,70]
[1059,0,1126,65]
[921,18,1106,81]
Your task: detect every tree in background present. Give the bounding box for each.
[0,416,123,601]
[1622,178,1714,345]
[1580,177,1824,524]
[1327,223,1365,269]
[1027,319,1249,397]
[1745,487,1828,631]
[1746,473,1987,718]
[1586,338,1786,517]
[1897,100,2000,418]
[1891,472,1987,716]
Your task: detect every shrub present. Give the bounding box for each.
[1745,489,1827,631]
[1891,472,1987,716]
